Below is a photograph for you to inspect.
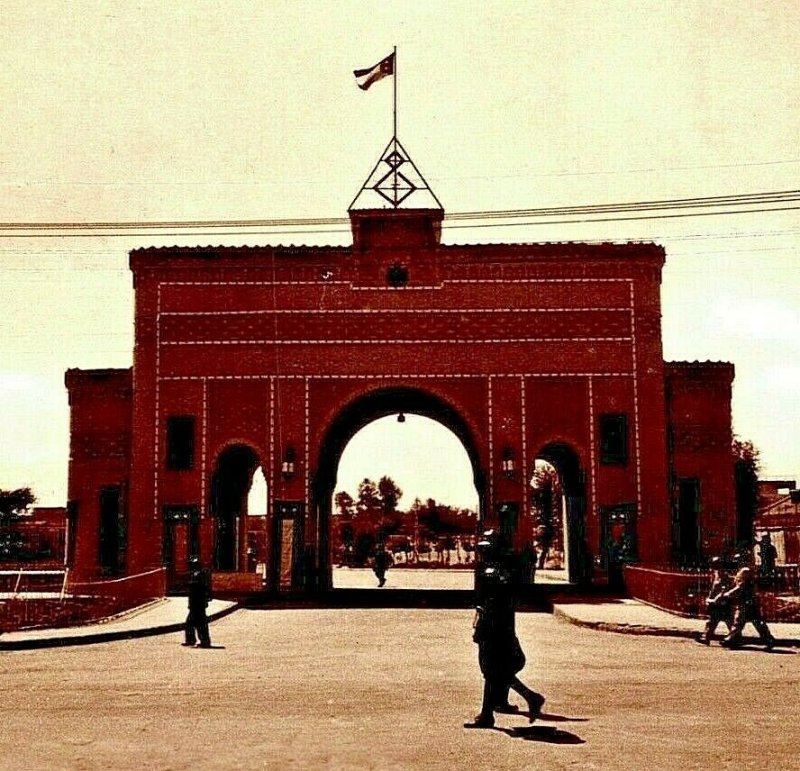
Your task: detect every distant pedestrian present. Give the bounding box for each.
[373,544,394,587]
[464,531,545,729]
[698,557,733,645]
[535,524,552,571]
[757,533,778,584]
[720,555,775,650]
[183,557,212,648]
[520,541,536,584]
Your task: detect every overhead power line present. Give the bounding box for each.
[0,188,798,237]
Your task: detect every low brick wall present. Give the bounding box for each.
[624,565,710,617]
[0,568,167,633]
[624,565,800,622]
[212,571,263,595]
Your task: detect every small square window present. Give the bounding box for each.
[166,416,195,470]
[600,414,628,465]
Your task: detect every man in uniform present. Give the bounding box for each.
[464,530,545,728]
[183,556,212,648]
[372,544,394,587]
[720,554,775,650]
[757,533,778,586]
[698,557,733,644]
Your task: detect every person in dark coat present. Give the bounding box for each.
[720,554,775,650]
[698,557,733,644]
[464,531,545,729]
[757,533,778,584]
[373,544,394,587]
[183,557,212,648]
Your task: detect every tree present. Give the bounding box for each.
[531,463,561,535]
[0,487,36,523]
[334,491,355,518]
[356,478,381,518]
[332,491,356,556]
[378,475,403,515]
[733,438,760,548]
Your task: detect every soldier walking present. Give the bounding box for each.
[698,557,733,644]
[372,544,394,587]
[464,531,545,729]
[183,556,212,648]
[720,555,775,650]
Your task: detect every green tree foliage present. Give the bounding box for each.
[733,438,760,547]
[0,487,36,523]
[334,491,355,518]
[332,479,477,564]
[356,478,381,517]
[407,496,476,540]
[531,463,561,538]
[377,475,402,515]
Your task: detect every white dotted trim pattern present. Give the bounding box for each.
[154,286,162,520]
[588,377,596,519]
[159,372,635,381]
[148,267,646,560]
[160,278,632,288]
[487,376,494,517]
[161,337,632,346]
[521,376,528,498]
[161,307,631,316]
[629,284,642,518]
[305,378,310,516]
[201,379,208,517]
[269,378,275,525]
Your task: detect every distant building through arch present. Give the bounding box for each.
[64,139,737,596]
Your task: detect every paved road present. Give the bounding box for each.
[1,608,797,770]
[332,566,568,589]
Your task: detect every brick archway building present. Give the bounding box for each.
[65,156,737,594]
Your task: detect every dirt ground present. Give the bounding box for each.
[1,607,798,770]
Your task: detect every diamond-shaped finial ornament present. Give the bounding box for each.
[349,137,443,211]
[375,169,417,206]
[385,150,405,169]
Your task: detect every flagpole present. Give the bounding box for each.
[393,46,397,140]
[393,46,398,206]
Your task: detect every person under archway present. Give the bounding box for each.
[372,544,394,587]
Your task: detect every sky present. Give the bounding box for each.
[0,1,798,509]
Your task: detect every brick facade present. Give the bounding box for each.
[64,207,737,591]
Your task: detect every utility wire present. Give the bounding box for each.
[0,189,798,236]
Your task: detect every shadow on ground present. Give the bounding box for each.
[537,712,589,723]
[499,725,585,744]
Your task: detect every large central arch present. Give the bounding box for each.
[312,386,486,590]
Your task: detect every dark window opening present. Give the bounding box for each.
[166,416,195,470]
[676,478,701,564]
[386,263,409,287]
[600,413,628,465]
[163,505,200,577]
[99,486,125,575]
[66,499,78,567]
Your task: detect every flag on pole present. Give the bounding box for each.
[353,52,395,90]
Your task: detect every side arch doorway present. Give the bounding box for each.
[312,387,486,591]
[529,442,590,586]
[210,444,266,575]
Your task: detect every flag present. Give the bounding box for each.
[353,52,395,90]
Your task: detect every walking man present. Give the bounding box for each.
[698,557,733,644]
[464,531,545,729]
[183,556,212,648]
[720,554,775,650]
[373,544,394,587]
